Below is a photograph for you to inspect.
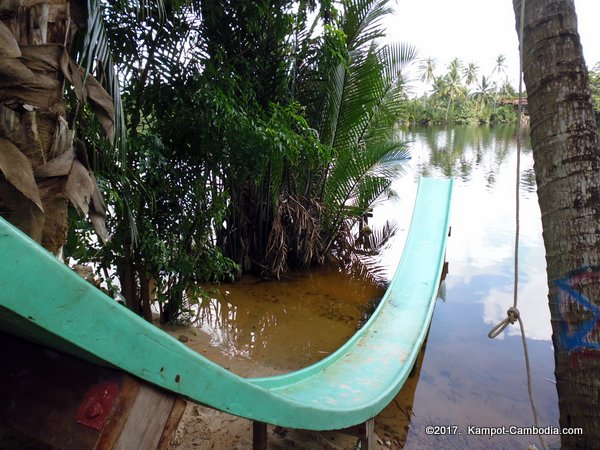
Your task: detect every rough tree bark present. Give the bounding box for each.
[513,0,600,448]
[0,0,111,253]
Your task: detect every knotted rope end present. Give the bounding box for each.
[488,306,521,339]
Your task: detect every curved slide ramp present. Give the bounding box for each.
[0,177,453,431]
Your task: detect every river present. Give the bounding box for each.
[183,125,559,449]
[371,125,559,449]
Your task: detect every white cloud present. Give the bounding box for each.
[385,0,600,95]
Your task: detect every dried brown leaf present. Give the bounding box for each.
[89,172,108,243]
[18,111,48,167]
[84,74,114,140]
[38,177,69,254]
[1,47,61,108]
[66,58,85,102]
[0,57,35,84]
[0,22,20,58]
[0,180,44,243]
[0,136,43,211]
[35,148,75,177]
[90,173,106,215]
[48,114,72,159]
[60,54,113,139]
[19,45,62,72]
[90,209,109,243]
[65,159,93,216]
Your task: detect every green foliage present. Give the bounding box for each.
[67,0,416,319]
[490,104,517,124]
[319,40,416,247]
[67,1,243,322]
[408,55,519,126]
[204,0,416,277]
[199,0,299,106]
[291,1,416,255]
[588,63,600,126]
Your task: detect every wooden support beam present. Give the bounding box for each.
[358,419,375,449]
[441,261,449,281]
[253,421,268,450]
[112,383,174,450]
[157,398,187,450]
[95,377,141,450]
[339,418,375,449]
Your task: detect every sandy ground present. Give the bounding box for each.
[165,326,400,450]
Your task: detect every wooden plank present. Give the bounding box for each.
[156,397,187,450]
[360,418,375,449]
[94,376,141,450]
[0,332,184,450]
[338,418,374,449]
[252,421,268,450]
[112,383,175,450]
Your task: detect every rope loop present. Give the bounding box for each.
[487,306,521,339]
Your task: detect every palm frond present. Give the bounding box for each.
[73,0,192,157]
[317,9,415,250]
[323,139,408,244]
[343,0,392,52]
[343,42,418,149]
[331,41,417,152]
[322,64,347,148]
[74,0,134,155]
[296,0,400,151]
[379,41,419,84]
[332,48,382,151]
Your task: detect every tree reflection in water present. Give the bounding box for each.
[180,125,557,449]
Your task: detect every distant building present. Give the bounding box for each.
[499,97,529,115]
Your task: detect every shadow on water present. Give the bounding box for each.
[181,124,559,449]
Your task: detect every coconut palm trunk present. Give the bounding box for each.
[513,0,600,447]
[0,0,111,254]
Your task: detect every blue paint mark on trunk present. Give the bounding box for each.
[553,267,600,355]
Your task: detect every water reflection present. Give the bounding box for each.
[369,125,558,449]
[188,265,384,371]
[415,126,528,184]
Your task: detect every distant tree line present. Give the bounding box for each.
[405,55,520,125]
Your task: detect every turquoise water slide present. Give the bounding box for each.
[0,177,453,431]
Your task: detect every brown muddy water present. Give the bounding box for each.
[186,265,384,372]
[175,126,560,449]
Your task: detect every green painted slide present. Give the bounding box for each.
[0,177,453,431]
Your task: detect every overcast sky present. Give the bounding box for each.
[385,0,600,94]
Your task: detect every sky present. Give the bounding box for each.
[384,0,600,95]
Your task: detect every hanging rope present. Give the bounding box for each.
[487,2,548,450]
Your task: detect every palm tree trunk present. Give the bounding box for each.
[1,0,110,254]
[513,1,600,447]
[0,0,73,253]
[445,95,453,124]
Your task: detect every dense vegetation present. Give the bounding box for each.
[52,0,575,323]
[588,63,600,125]
[404,57,600,127]
[64,0,417,322]
[405,55,519,125]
